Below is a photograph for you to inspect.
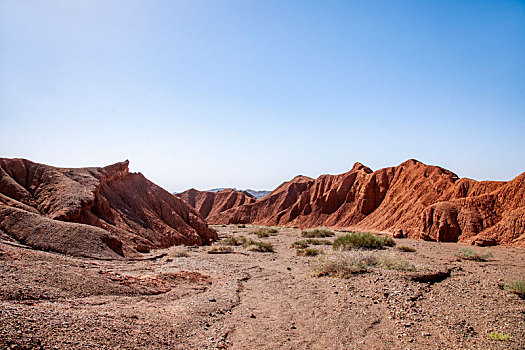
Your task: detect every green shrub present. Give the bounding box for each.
[333,232,395,250]
[503,280,525,299]
[252,227,278,238]
[296,248,323,257]
[457,248,493,261]
[487,331,509,341]
[301,228,334,238]
[397,245,416,252]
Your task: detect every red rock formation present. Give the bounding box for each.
[177,188,256,222]
[0,158,217,259]
[207,160,523,246]
[421,172,525,246]
[209,175,316,225]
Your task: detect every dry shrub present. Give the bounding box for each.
[301,228,334,238]
[252,227,278,238]
[168,246,188,257]
[296,248,323,256]
[311,251,379,278]
[207,244,233,254]
[333,232,395,250]
[456,248,493,262]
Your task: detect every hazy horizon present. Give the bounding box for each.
[1,1,524,193]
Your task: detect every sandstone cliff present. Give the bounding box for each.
[203,160,523,246]
[0,158,217,259]
[177,188,256,221]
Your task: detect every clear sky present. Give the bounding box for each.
[1,0,524,192]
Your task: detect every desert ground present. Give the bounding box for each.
[1,225,524,350]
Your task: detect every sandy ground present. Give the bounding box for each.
[1,225,524,349]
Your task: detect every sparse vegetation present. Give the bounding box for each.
[306,238,332,245]
[502,280,525,299]
[167,245,188,257]
[311,251,379,277]
[291,238,332,249]
[333,232,395,250]
[220,235,274,252]
[207,244,234,254]
[456,247,493,261]
[296,248,323,257]
[252,227,278,238]
[291,240,309,249]
[398,245,416,252]
[246,241,274,252]
[220,236,249,246]
[378,254,416,271]
[487,331,510,341]
[312,250,417,278]
[301,228,334,238]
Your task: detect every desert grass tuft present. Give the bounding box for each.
[252,227,278,238]
[456,247,493,262]
[296,248,323,257]
[220,236,249,246]
[397,245,416,252]
[503,280,525,299]
[207,244,234,254]
[487,331,509,341]
[311,251,379,278]
[221,235,274,252]
[167,246,189,257]
[291,240,309,249]
[378,253,416,271]
[301,228,334,238]
[246,241,274,252]
[333,232,395,250]
[291,238,332,249]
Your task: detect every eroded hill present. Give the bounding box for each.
[191,160,524,246]
[0,158,217,259]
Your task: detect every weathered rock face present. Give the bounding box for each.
[421,172,525,246]
[205,159,524,246]
[0,158,217,259]
[207,175,316,225]
[177,188,256,222]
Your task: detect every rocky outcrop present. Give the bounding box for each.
[0,158,217,259]
[208,175,316,225]
[421,172,525,246]
[177,188,256,222]
[206,159,523,246]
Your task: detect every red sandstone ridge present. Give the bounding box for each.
[177,188,256,223]
[209,160,524,246]
[206,175,316,225]
[0,158,217,259]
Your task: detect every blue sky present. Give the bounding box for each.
[1,0,524,192]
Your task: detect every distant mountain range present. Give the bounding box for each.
[206,188,271,199]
